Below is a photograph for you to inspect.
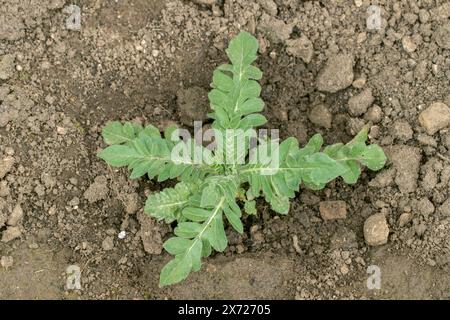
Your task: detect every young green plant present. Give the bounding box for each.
[98,31,386,286]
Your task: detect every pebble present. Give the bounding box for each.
[57,126,67,135]
[7,204,23,226]
[392,120,413,141]
[364,105,382,123]
[102,236,114,251]
[363,213,389,246]
[352,77,366,89]
[257,13,293,43]
[384,145,421,193]
[398,212,412,227]
[308,104,332,128]
[435,23,450,49]
[0,54,15,80]
[348,88,374,116]
[0,255,13,269]
[1,226,22,243]
[84,175,109,203]
[257,0,278,16]
[402,36,417,53]
[285,35,314,64]
[340,264,349,275]
[0,156,15,179]
[319,201,347,221]
[151,49,159,57]
[316,54,354,93]
[418,102,450,135]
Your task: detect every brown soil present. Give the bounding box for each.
[0,0,449,300]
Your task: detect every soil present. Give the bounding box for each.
[1,0,449,300]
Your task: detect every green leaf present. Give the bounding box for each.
[163,237,193,255]
[102,121,141,145]
[141,124,161,138]
[204,213,228,252]
[226,31,258,67]
[182,207,211,222]
[224,204,243,234]
[159,255,192,287]
[360,144,387,170]
[145,182,197,223]
[244,200,257,215]
[97,145,137,166]
[175,222,203,239]
[164,124,179,141]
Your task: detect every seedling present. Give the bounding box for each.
[98,31,386,286]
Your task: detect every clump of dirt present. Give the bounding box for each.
[1,0,449,299]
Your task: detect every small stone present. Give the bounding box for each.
[84,176,109,203]
[118,231,126,239]
[56,126,67,135]
[308,104,332,128]
[123,193,140,214]
[416,134,437,147]
[257,13,293,43]
[138,211,168,254]
[384,145,421,193]
[7,204,23,226]
[347,117,366,136]
[398,212,412,227]
[435,23,450,49]
[1,226,22,243]
[418,102,450,135]
[392,120,413,141]
[402,36,417,53]
[415,61,428,80]
[316,54,354,93]
[355,257,365,266]
[0,156,15,179]
[45,95,55,105]
[0,181,9,197]
[364,105,382,123]
[352,77,366,89]
[369,125,380,139]
[151,49,159,57]
[356,32,367,44]
[364,213,389,246]
[48,206,57,216]
[414,223,427,237]
[438,198,450,217]
[285,35,314,63]
[340,264,349,275]
[0,256,13,269]
[5,147,14,156]
[418,9,430,23]
[102,236,114,251]
[0,54,15,80]
[236,244,245,254]
[319,201,347,221]
[257,0,277,16]
[348,88,374,116]
[415,197,435,217]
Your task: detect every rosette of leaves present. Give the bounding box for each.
[98,31,387,286]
